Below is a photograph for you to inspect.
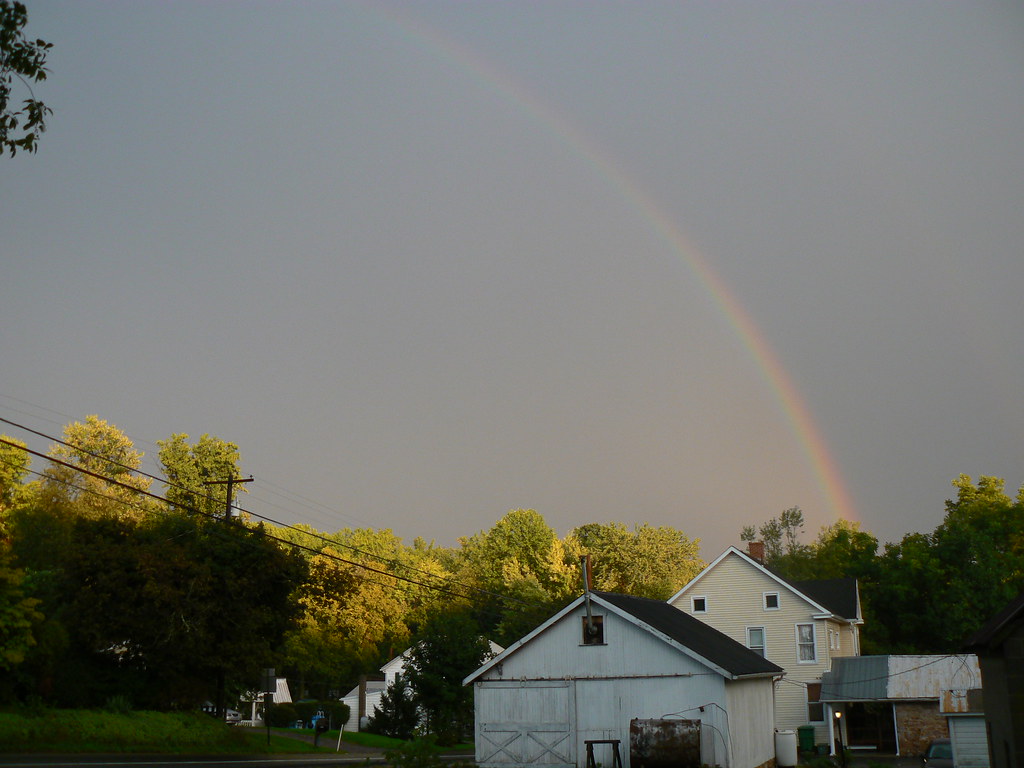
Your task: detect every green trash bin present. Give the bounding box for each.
[797,725,815,754]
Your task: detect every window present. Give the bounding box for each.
[764,592,780,610]
[582,615,604,645]
[747,626,766,657]
[806,682,824,722]
[692,596,707,613]
[796,623,817,663]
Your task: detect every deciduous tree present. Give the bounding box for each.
[43,416,153,521]
[157,433,243,517]
[0,0,52,155]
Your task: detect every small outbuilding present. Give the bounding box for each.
[964,590,1024,768]
[464,591,783,768]
[819,654,981,756]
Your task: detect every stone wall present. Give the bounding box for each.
[894,702,949,756]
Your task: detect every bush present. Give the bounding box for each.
[385,736,444,768]
[264,702,298,728]
[289,700,350,729]
[319,700,350,729]
[293,701,318,727]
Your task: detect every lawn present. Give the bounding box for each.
[0,709,320,754]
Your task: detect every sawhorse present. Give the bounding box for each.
[585,739,623,768]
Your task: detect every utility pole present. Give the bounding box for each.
[202,474,253,720]
[202,475,254,520]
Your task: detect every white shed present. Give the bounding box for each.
[464,592,782,768]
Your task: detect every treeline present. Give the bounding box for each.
[0,416,703,710]
[740,483,1024,654]
[3,416,1021,714]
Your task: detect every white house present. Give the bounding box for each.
[464,591,783,768]
[342,640,503,732]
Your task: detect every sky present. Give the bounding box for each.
[2,1,1022,560]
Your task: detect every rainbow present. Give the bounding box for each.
[366,6,859,526]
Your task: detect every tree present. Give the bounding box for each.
[405,608,491,745]
[452,509,576,644]
[1,0,52,156]
[739,506,807,569]
[0,542,41,671]
[366,672,419,740]
[0,435,31,514]
[157,433,243,517]
[42,416,154,521]
[280,547,408,700]
[567,522,703,599]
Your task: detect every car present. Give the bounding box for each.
[923,738,954,768]
[202,703,243,724]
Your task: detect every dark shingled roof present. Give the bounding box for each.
[594,591,783,678]
[790,577,860,620]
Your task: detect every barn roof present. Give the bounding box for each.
[595,592,784,678]
[465,591,782,685]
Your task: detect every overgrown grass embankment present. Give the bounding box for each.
[0,709,319,754]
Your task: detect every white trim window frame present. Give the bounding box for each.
[763,591,780,611]
[691,596,708,614]
[746,626,766,657]
[807,682,825,723]
[796,622,817,663]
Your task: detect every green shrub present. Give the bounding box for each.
[293,701,318,727]
[264,702,298,728]
[385,736,444,768]
[319,700,350,729]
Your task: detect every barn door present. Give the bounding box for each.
[478,680,576,768]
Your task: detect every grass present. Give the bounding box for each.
[0,709,321,754]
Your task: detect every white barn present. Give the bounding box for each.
[464,592,783,768]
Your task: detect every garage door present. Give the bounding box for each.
[950,716,990,768]
[477,680,576,768]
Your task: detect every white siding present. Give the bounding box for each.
[726,677,778,768]
[474,603,775,768]
[949,716,990,768]
[670,550,854,744]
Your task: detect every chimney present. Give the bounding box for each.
[747,541,765,563]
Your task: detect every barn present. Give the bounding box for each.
[464,591,783,768]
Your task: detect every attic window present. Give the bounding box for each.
[582,615,604,645]
[764,592,780,610]
[692,596,707,613]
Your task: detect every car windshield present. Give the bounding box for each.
[929,744,953,760]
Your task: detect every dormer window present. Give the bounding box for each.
[582,615,604,645]
[764,592,780,610]
[692,596,707,613]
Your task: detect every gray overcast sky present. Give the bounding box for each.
[3,1,1022,558]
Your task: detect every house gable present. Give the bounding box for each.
[670,547,848,618]
[466,592,780,686]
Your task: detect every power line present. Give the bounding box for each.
[0,415,540,607]
[0,433,541,610]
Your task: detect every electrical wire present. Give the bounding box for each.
[0,415,528,606]
[0,436,542,610]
